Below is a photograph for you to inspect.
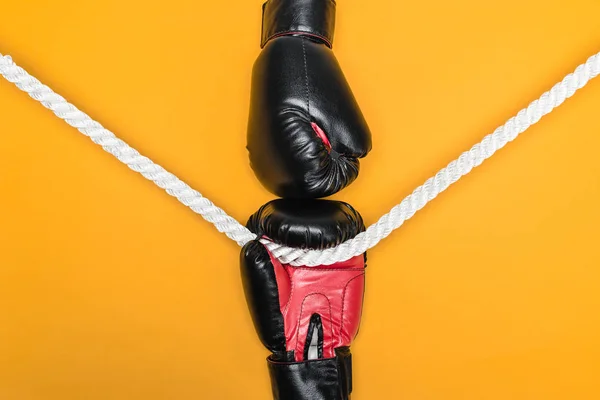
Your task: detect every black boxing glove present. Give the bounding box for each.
[240,199,367,399]
[247,0,372,198]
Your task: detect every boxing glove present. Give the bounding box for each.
[247,0,372,198]
[240,199,367,400]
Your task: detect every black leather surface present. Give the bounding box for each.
[240,240,288,357]
[246,199,365,249]
[248,0,372,199]
[267,347,352,400]
[261,0,336,48]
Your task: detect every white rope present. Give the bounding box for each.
[1,51,599,266]
[0,54,257,248]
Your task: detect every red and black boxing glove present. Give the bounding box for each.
[247,0,372,198]
[240,199,366,400]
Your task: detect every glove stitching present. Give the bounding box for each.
[281,267,295,315]
[339,273,366,344]
[290,267,364,272]
[264,242,295,315]
[294,293,333,358]
[263,31,332,48]
[301,38,311,117]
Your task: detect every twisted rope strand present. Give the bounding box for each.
[1,51,599,266]
[284,51,600,266]
[0,54,256,247]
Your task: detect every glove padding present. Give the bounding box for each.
[240,199,366,400]
[247,0,372,198]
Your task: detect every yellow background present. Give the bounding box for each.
[1,1,600,399]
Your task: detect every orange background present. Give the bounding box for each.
[1,1,600,399]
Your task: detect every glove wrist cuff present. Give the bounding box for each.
[261,0,336,48]
[267,347,352,400]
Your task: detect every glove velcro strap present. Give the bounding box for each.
[261,0,336,48]
[267,347,352,400]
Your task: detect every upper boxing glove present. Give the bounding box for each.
[247,0,372,198]
[240,199,367,400]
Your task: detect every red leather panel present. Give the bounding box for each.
[268,251,365,361]
[311,122,332,151]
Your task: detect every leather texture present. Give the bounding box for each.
[240,241,288,359]
[267,348,353,400]
[261,0,336,48]
[240,199,366,399]
[247,198,365,249]
[248,0,372,199]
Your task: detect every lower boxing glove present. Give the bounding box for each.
[240,199,366,400]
